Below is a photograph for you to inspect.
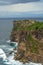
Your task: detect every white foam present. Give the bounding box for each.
[8,53,42,65]
[7,40,18,44]
[6,40,42,65]
[0,48,12,64]
[28,62,42,65]
[0,49,42,65]
[0,48,7,61]
[6,40,11,43]
[8,59,42,65]
[6,40,18,47]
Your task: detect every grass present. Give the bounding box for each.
[12,20,43,53]
[12,20,43,31]
[26,33,38,53]
[27,22,43,30]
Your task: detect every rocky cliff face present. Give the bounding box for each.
[10,20,43,64]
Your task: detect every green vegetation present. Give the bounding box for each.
[12,20,43,53]
[12,20,43,63]
[12,20,43,31]
[26,33,38,53]
[28,22,43,30]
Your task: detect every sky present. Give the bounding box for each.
[0,0,43,18]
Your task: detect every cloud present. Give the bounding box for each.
[11,0,40,4]
[0,0,40,5]
[0,1,43,18]
[40,0,43,2]
[0,1,11,5]
[0,2,43,12]
[0,1,10,4]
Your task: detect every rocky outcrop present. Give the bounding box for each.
[31,29,43,40]
[10,20,43,64]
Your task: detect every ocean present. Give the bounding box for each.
[0,18,42,65]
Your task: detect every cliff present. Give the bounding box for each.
[10,20,43,64]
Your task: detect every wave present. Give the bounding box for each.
[0,48,42,65]
[6,40,18,47]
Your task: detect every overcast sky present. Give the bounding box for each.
[0,0,43,18]
[0,0,41,5]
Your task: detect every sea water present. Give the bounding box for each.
[0,18,42,65]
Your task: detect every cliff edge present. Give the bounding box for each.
[10,20,43,64]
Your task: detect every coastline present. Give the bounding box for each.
[10,20,43,64]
